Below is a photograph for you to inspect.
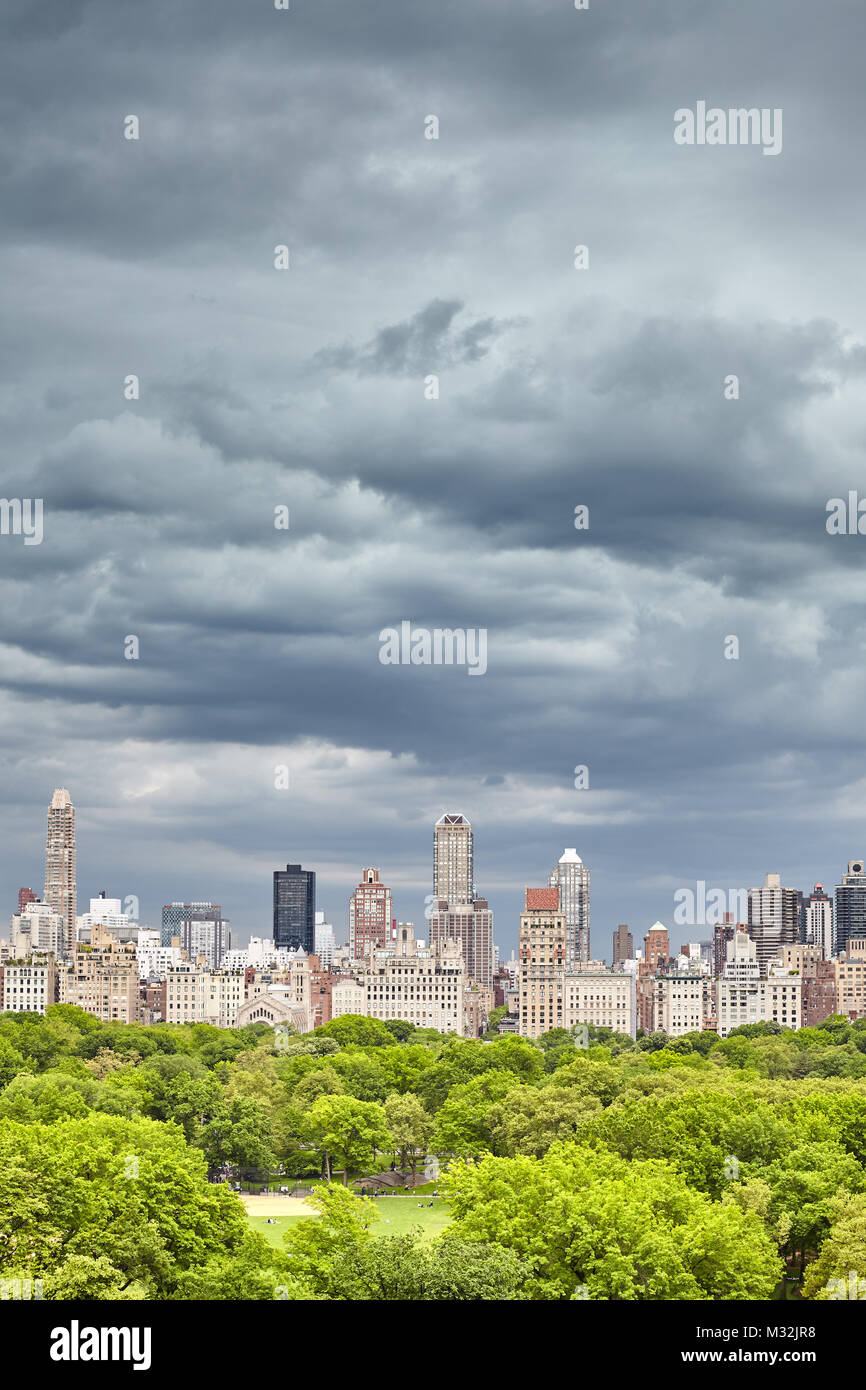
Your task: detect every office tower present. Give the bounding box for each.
[44,788,76,954]
[428,896,494,987]
[612,923,633,966]
[18,887,37,914]
[518,887,565,1039]
[804,884,834,957]
[548,848,590,966]
[748,873,801,977]
[273,863,316,953]
[161,901,227,960]
[433,813,474,906]
[834,861,866,957]
[348,868,393,959]
[314,911,335,969]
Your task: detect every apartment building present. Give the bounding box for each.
[59,925,139,1024]
[653,972,705,1037]
[563,966,635,1038]
[715,930,802,1037]
[836,937,866,1020]
[428,896,494,988]
[2,955,56,1014]
[331,978,367,1018]
[358,923,464,1033]
[518,887,565,1039]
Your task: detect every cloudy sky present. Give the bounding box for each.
[2,0,865,955]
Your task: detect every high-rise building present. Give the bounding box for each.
[430,813,494,986]
[748,873,801,977]
[548,848,590,966]
[804,884,834,957]
[180,912,231,970]
[273,863,316,953]
[715,929,802,1037]
[428,896,494,988]
[18,887,38,914]
[348,868,393,959]
[160,902,228,964]
[433,814,474,907]
[44,788,76,954]
[643,922,670,971]
[314,911,335,969]
[712,917,737,977]
[12,902,64,957]
[518,887,565,1039]
[612,924,633,966]
[834,861,866,958]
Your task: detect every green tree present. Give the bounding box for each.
[802,1194,866,1300]
[306,1094,392,1182]
[384,1092,433,1178]
[445,1143,782,1300]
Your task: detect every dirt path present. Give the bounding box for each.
[239,1194,318,1218]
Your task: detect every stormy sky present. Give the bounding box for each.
[2,0,866,956]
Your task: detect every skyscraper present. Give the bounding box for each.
[348,868,393,959]
[273,863,316,953]
[430,813,493,986]
[428,896,494,987]
[612,923,633,965]
[834,861,866,957]
[44,788,76,954]
[433,813,474,906]
[748,873,801,977]
[804,883,834,957]
[548,848,590,966]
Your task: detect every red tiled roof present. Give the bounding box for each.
[525,887,559,911]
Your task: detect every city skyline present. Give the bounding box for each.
[8,783,866,958]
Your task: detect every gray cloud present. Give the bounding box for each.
[1,0,865,952]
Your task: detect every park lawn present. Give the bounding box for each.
[244,1196,451,1251]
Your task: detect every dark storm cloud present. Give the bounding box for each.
[1,0,866,947]
[314,299,518,376]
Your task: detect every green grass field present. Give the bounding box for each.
[246,1196,451,1250]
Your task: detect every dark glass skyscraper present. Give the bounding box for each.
[273,863,316,952]
[835,860,866,956]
